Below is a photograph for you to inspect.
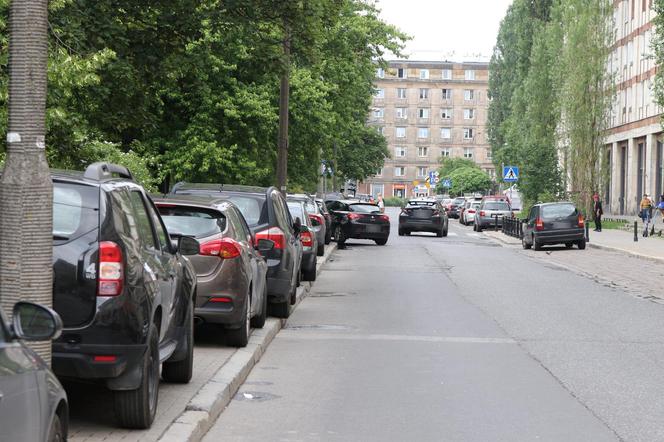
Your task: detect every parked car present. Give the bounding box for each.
[474,198,513,232]
[315,198,333,245]
[289,194,326,256]
[170,183,302,318]
[286,200,318,281]
[154,196,269,347]
[458,197,469,223]
[52,163,197,429]
[0,301,68,442]
[325,200,390,247]
[398,198,448,237]
[522,202,586,250]
[448,197,466,218]
[461,200,482,225]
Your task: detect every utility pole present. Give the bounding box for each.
[276,24,291,195]
[332,141,338,192]
[0,0,53,363]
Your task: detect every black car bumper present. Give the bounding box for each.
[399,217,444,232]
[535,229,585,244]
[347,222,390,240]
[53,342,147,383]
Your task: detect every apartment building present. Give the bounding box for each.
[605,0,662,215]
[358,60,493,199]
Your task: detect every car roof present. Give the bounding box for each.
[152,195,235,211]
[171,182,272,196]
[341,199,374,205]
[536,201,575,207]
[50,162,136,186]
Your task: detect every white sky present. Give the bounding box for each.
[375,0,514,62]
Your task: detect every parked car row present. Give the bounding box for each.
[2,163,334,440]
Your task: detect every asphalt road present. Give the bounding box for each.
[203,207,664,442]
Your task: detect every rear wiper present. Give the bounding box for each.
[53,235,69,240]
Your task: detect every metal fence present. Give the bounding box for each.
[502,216,523,239]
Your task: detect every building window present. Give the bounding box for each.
[464,89,475,101]
[418,147,429,157]
[376,126,384,135]
[397,68,406,78]
[397,88,407,99]
[442,88,452,100]
[373,108,384,118]
[442,69,452,80]
[463,108,475,120]
[486,149,492,160]
[463,128,474,139]
[396,127,406,138]
[395,146,406,158]
[417,166,427,177]
[465,69,476,80]
[375,168,383,177]
[418,127,429,139]
[441,148,451,158]
[396,107,408,119]
[371,183,384,198]
[418,108,430,119]
[441,108,452,119]
[420,69,430,79]
[419,88,429,99]
[395,166,406,177]
[441,128,451,139]
[374,88,385,99]
[376,67,385,78]
[464,148,474,158]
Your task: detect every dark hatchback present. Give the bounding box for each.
[52,163,198,429]
[522,202,586,251]
[447,197,466,218]
[170,183,302,318]
[398,198,448,237]
[325,200,390,247]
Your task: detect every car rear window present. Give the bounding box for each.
[158,206,226,238]
[349,204,381,214]
[541,204,577,219]
[287,202,305,220]
[221,195,264,226]
[407,201,435,208]
[453,198,465,204]
[483,201,510,210]
[472,202,481,209]
[53,182,99,240]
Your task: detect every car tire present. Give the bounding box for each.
[522,236,532,250]
[302,261,317,281]
[436,229,443,238]
[47,413,64,442]
[476,224,482,232]
[162,301,194,384]
[565,242,574,249]
[443,227,448,237]
[324,228,332,245]
[114,324,159,429]
[335,225,346,248]
[317,242,325,257]
[270,299,291,318]
[227,292,251,347]
[577,238,586,250]
[534,237,543,251]
[250,282,268,329]
[374,238,388,246]
[398,228,404,236]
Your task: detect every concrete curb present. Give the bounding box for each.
[158,242,337,442]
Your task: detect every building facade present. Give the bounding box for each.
[605,0,662,215]
[358,60,493,199]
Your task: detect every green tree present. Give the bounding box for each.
[446,167,492,196]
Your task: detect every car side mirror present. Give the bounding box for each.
[12,302,63,341]
[293,217,302,236]
[256,238,275,252]
[178,236,200,256]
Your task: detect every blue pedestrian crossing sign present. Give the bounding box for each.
[442,178,452,188]
[503,166,519,182]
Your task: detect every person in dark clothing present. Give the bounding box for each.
[592,192,603,232]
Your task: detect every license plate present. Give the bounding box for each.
[366,225,381,233]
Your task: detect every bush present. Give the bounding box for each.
[383,196,406,207]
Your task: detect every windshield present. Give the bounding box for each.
[287,202,305,220]
[541,204,577,219]
[484,201,511,211]
[349,204,381,214]
[158,206,226,238]
[453,198,465,205]
[222,196,263,226]
[53,182,99,240]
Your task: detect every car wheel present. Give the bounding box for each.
[436,229,443,238]
[398,228,404,236]
[374,238,388,246]
[114,324,159,429]
[162,301,194,383]
[317,242,325,257]
[302,260,317,281]
[335,225,346,248]
[47,413,64,442]
[476,223,482,232]
[270,298,291,318]
[227,292,251,347]
[324,228,332,245]
[250,281,268,329]
[565,242,574,249]
[577,238,586,250]
[405,230,411,236]
[443,228,448,237]
[522,236,532,250]
[534,237,543,251]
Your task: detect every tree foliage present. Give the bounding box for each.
[435,157,491,195]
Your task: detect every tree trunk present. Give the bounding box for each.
[0,0,53,364]
[276,27,291,195]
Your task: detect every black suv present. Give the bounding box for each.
[51,163,198,429]
[171,183,302,318]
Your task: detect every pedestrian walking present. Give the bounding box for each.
[376,193,385,213]
[658,194,664,222]
[592,192,603,232]
[640,194,653,237]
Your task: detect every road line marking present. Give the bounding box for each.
[278,330,516,345]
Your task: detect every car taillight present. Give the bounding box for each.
[200,238,242,258]
[468,209,475,214]
[577,215,585,228]
[309,213,324,226]
[379,214,390,222]
[255,227,285,250]
[535,217,544,231]
[98,241,123,296]
[347,213,361,220]
[480,211,486,217]
[301,230,314,250]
